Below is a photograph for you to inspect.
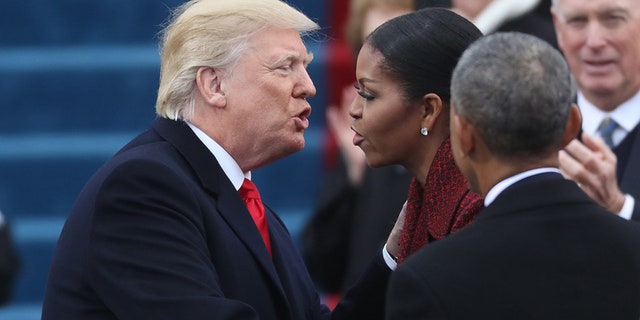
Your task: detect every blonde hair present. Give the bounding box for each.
[156,0,319,120]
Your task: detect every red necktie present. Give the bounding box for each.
[239,178,272,256]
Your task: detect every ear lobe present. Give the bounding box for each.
[196,67,226,108]
[421,93,443,129]
[561,103,582,147]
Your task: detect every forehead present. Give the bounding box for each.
[556,0,638,14]
[247,27,312,64]
[356,43,388,80]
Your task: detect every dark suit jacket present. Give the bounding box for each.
[615,123,640,221]
[42,118,390,320]
[386,173,640,320]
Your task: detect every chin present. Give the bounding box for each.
[285,138,305,154]
[365,155,393,169]
[580,76,622,95]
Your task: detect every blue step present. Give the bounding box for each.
[1,0,186,46]
[0,46,160,134]
[0,0,327,46]
[0,133,137,218]
[0,303,42,320]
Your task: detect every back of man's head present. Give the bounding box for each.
[451,32,574,161]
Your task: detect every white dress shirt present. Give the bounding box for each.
[578,91,640,147]
[187,122,250,190]
[484,168,561,207]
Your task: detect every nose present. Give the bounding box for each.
[584,22,607,48]
[294,68,316,99]
[348,93,361,120]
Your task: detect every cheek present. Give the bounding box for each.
[365,105,403,134]
[621,41,640,69]
[556,27,582,50]
[251,83,291,114]
[366,105,415,150]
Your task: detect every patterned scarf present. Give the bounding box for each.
[397,138,483,263]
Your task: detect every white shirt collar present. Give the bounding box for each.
[578,91,640,136]
[186,122,250,191]
[484,167,561,207]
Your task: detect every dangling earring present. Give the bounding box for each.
[420,127,429,136]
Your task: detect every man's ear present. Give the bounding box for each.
[195,67,226,108]
[561,103,582,147]
[420,93,443,130]
[452,112,474,157]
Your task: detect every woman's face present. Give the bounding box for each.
[349,43,425,168]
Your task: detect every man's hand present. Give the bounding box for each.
[559,131,626,213]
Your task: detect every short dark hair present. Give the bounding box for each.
[451,32,575,160]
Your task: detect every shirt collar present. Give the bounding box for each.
[578,91,640,134]
[187,122,250,191]
[484,167,561,207]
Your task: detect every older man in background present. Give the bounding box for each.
[552,0,640,221]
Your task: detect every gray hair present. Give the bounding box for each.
[155,0,319,121]
[451,32,575,160]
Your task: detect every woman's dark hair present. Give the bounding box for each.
[366,8,482,102]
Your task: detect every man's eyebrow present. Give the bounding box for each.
[598,7,629,17]
[304,52,314,66]
[270,51,314,67]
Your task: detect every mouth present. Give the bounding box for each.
[293,106,311,130]
[351,127,364,146]
[583,58,616,74]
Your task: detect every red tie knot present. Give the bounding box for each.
[239,178,261,200]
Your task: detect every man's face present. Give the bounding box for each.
[552,0,640,110]
[221,27,315,170]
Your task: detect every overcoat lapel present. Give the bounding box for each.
[151,118,287,297]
